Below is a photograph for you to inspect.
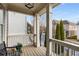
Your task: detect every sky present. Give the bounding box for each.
[53,3,79,23]
[27,3,79,25]
[26,15,33,25]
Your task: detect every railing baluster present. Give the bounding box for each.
[60,45,61,56]
[73,50,75,56]
[49,41,53,56]
[50,38,79,56]
[56,43,58,56]
[52,42,55,56]
[54,43,56,56]
[69,48,72,56]
[67,48,69,56]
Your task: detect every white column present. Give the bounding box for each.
[0,4,8,47]
[4,9,8,47]
[36,14,40,47]
[33,14,40,47]
[33,16,37,46]
[46,4,53,56]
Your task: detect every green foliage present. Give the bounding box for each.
[55,23,60,39]
[60,20,65,41]
[55,20,65,40]
[55,23,60,54]
[16,43,23,53]
[67,35,77,40]
[60,20,65,53]
[55,20,65,54]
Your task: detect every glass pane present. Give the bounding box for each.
[0,25,2,43]
[0,9,3,24]
[0,5,4,44]
[0,26,1,42]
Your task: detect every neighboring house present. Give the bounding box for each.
[76,23,79,40]
[27,22,33,34]
[63,20,77,37]
[52,20,77,38]
[40,25,46,33]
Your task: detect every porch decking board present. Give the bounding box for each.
[29,47,37,56]
[35,47,43,56]
[36,47,45,56]
[31,47,40,56]
[21,46,46,56]
[38,47,46,56]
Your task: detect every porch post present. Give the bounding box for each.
[36,14,40,47]
[33,14,40,47]
[46,4,53,56]
[1,4,8,47]
[4,7,8,47]
[33,15,37,46]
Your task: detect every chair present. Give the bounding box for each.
[0,41,19,56]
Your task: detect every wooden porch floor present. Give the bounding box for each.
[21,45,46,56]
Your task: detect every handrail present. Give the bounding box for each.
[50,38,79,51]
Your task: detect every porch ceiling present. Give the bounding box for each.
[4,3,59,15]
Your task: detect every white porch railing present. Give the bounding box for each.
[49,38,79,56]
[8,34,33,47]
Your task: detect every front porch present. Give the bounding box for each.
[0,3,79,56]
[0,3,59,56]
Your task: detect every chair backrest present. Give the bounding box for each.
[0,41,7,56]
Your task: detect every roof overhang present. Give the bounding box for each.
[1,3,60,15]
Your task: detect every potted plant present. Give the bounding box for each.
[16,43,23,56]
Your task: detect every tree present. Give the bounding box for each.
[55,23,60,54]
[60,20,65,41]
[60,20,65,54]
[55,23,60,39]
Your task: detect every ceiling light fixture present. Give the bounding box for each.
[25,3,34,9]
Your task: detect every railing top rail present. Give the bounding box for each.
[50,38,79,51]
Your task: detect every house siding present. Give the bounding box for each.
[8,11,28,47]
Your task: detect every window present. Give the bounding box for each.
[0,5,4,44]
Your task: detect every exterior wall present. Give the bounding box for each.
[52,24,56,38]
[8,11,27,35]
[8,11,28,47]
[8,34,33,47]
[76,25,79,40]
[68,24,77,36]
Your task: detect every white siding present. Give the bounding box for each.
[8,11,27,35]
[8,11,28,46]
[77,25,79,40]
[8,34,33,47]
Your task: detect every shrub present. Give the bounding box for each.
[60,20,65,53]
[55,23,60,54]
[16,43,23,53]
[67,35,77,40]
[55,23,60,39]
[60,20,65,41]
